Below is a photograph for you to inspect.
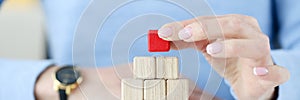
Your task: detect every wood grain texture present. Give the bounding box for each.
[133,57,156,79]
[156,57,179,79]
[156,57,165,79]
[167,79,189,100]
[144,80,166,100]
[121,79,144,100]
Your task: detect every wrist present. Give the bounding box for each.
[35,65,59,100]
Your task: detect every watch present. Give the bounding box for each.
[53,66,83,100]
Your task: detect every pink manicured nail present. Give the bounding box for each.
[206,42,223,55]
[179,27,193,40]
[158,27,173,38]
[253,67,269,76]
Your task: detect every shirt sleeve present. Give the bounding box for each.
[0,58,53,100]
[0,0,3,6]
[271,0,300,99]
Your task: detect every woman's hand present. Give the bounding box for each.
[158,14,290,99]
[35,64,211,100]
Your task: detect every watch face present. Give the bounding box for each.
[56,67,80,85]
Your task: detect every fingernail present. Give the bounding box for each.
[158,27,173,38]
[179,27,192,40]
[253,67,269,76]
[206,42,223,55]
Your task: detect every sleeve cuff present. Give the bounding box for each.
[0,58,53,99]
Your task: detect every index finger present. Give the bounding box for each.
[157,17,206,41]
[158,15,261,42]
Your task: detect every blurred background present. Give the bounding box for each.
[0,0,45,60]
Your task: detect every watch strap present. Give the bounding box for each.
[59,89,68,100]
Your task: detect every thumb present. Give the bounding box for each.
[254,65,290,87]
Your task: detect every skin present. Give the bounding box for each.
[158,14,290,100]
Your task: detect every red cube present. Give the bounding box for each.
[148,30,170,52]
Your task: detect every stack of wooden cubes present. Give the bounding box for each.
[122,56,189,100]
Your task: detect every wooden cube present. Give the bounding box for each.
[121,79,144,100]
[133,57,156,79]
[156,57,179,79]
[144,80,166,100]
[167,79,189,100]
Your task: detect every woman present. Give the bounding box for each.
[1,0,297,100]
